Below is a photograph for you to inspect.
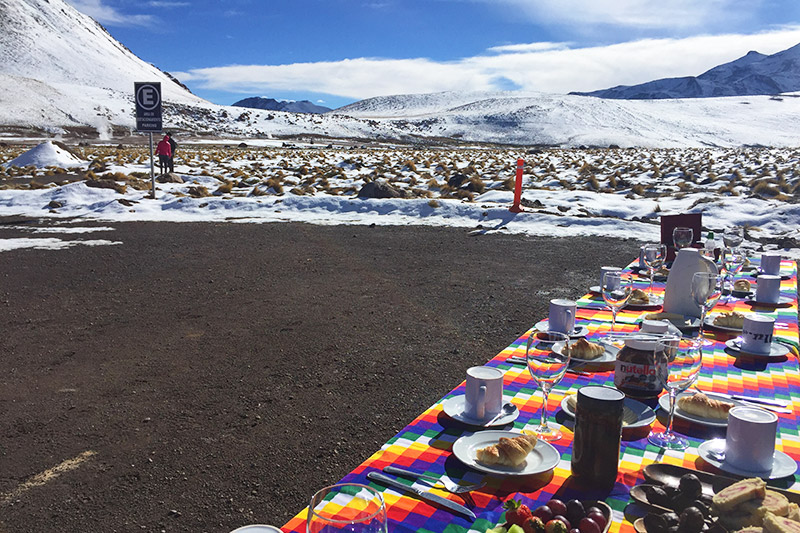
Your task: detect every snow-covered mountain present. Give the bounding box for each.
[571,43,800,99]
[232,97,331,114]
[2,0,800,147]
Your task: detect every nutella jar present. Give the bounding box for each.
[614,336,663,399]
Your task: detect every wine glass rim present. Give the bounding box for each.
[308,483,386,526]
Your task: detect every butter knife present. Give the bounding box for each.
[694,388,790,408]
[366,471,476,521]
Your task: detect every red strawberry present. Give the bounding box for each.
[504,499,534,527]
[524,516,546,533]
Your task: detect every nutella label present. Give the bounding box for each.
[614,360,661,395]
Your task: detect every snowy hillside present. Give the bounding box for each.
[334,91,800,147]
[572,43,800,99]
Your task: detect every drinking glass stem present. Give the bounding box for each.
[699,308,707,337]
[540,387,551,430]
[610,306,618,332]
[648,268,655,296]
[665,389,677,438]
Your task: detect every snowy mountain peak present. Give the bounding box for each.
[571,42,800,99]
[232,97,332,114]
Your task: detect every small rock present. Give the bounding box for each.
[48,200,63,209]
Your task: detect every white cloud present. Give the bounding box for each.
[479,0,760,31]
[178,28,800,99]
[148,1,190,7]
[67,0,154,26]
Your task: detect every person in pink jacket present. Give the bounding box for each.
[155,134,172,175]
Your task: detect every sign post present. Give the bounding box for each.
[134,82,162,199]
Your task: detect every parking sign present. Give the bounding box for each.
[135,82,162,132]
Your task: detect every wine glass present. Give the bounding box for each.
[673,227,694,252]
[722,226,744,249]
[721,248,745,302]
[602,271,632,333]
[648,337,703,450]
[526,331,570,442]
[643,243,666,297]
[691,272,723,338]
[307,483,387,533]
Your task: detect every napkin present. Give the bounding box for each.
[662,248,718,318]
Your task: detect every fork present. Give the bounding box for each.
[382,466,485,494]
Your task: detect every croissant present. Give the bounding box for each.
[677,392,733,419]
[713,311,745,328]
[629,288,649,304]
[564,338,604,360]
[476,434,538,467]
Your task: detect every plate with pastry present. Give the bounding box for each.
[625,289,664,309]
[534,320,589,338]
[705,311,746,333]
[452,431,560,476]
[744,296,795,307]
[561,393,656,429]
[661,391,744,428]
[725,339,792,359]
[698,439,798,479]
[552,338,619,363]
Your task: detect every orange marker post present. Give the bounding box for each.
[509,158,524,213]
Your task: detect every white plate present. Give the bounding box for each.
[452,430,560,476]
[230,526,283,533]
[441,395,519,427]
[697,439,798,479]
[589,285,601,294]
[659,392,746,428]
[744,296,794,307]
[560,394,656,429]
[704,314,744,333]
[552,340,618,364]
[534,320,588,338]
[625,295,664,309]
[725,339,791,358]
[637,315,700,333]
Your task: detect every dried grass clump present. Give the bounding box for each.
[250,186,268,196]
[631,184,646,196]
[411,188,433,198]
[502,177,515,191]
[214,181,234,195]
[266,177,284,194]
[187,186,210,198]
[427,199,441,208]
[752,181,780,197]
[453,189,475,202]
[467,176,485,193]
[401,160,417,172]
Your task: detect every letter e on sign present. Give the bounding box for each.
[134,82,162,132]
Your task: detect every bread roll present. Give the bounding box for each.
[734,279,752,292]
[714,311,745,328]
[629,288,649,304]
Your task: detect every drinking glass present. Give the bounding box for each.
[648,337,703,450]
[691,272,723,338]
[602,271,632,333]
[526,331,570,442]
[722,248,745,301]
[643,243,666,297]
[673,227,694,251]
[722,226,744,249]
[307,483,387,533]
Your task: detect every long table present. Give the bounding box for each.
[282,258,799,533]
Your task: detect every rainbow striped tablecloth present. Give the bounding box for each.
[282,259,799,533]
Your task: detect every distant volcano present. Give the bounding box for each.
[232,97,331,114]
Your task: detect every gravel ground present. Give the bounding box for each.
[0,219,640,532]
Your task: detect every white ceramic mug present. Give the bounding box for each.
[549,299,577,335]
[741,314,775,355]
[464,366,503,421]
[600,266,621,290]
[641,319,669,334]
[726,406,778,472]
[761,252,782,275]
[756,274,781,304]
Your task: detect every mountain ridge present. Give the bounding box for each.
[232,97,331,114]
[571,42,800,99]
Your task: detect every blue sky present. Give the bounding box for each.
[67,0,800,109]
